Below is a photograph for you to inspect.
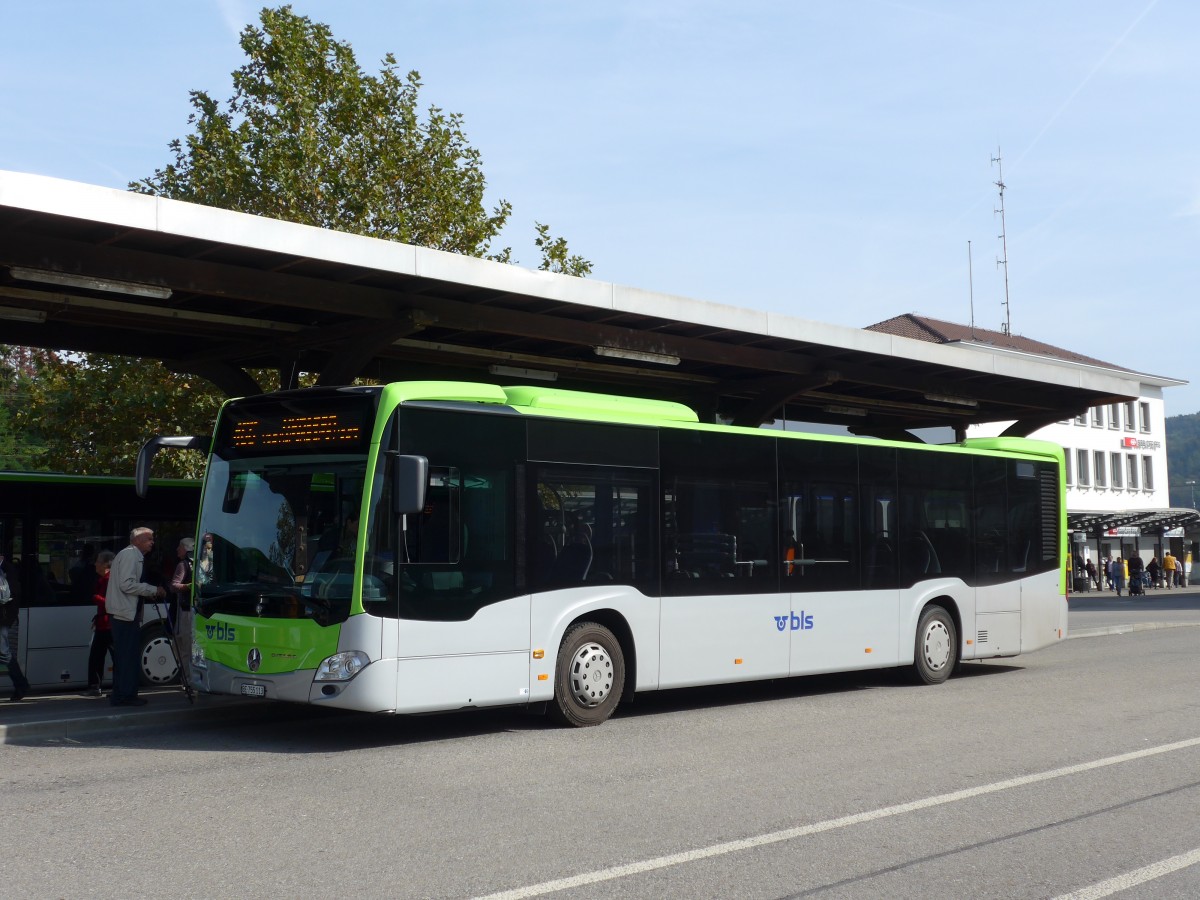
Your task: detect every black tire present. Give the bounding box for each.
[548,622,625,727]
[140,624,181,686]
[912,605,956,685]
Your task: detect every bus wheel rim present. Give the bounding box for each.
[142,636,179,684]
[923,621,951,671]
[568,642,613,708]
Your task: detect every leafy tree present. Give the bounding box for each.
[130,4,588,271]
[0,346,46,470]
[14,5,591,476]
[10,350,221,478]
[535,222,593,277]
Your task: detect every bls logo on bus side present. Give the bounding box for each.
[204,623,238,641]
[774,611,814,631]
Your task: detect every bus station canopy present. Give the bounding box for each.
[1068,509,1200,537]
[0,170,1155,439]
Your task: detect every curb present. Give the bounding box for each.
[1068,621,1200,640]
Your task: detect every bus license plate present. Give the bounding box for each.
[240,683,266,698]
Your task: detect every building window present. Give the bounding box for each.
[1108,404,1120,429]
[1142,456,1154,491]
[1110,452,1123,488]
[1139,402,1151,433]
[1075,412,1087,426]
[1127,454,1139,490]
[1123,402,1135,431]
[1091,407,1104,427]
[1064,450,1073,486]
[1094,450,1106,487]
[1077,448,1090,486]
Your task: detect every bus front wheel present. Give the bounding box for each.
[549,622,625,727]
[140,625,181,686]
[913,605,956,685]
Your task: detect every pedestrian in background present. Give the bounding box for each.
[1163,551,1176,589]
[106,527,165,707]
[1147,556,1160,588]
[1128,554,1144,597]
[169,537,195,685]
[0,552,30,702]
[85,550,115,698]
[1112,557,1126,597]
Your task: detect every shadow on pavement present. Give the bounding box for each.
[4,660,1024,753]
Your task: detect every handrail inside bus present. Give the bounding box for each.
[136,435,208,498]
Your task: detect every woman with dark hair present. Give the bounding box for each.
[85,550,116,697]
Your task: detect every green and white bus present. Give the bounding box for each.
[143,381,1066,726]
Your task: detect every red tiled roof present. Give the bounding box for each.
[865,313,1127,372]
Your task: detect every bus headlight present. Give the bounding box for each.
[191,644,207,670]
[315,650,370,681]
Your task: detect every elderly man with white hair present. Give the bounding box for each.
[106,526,166,706]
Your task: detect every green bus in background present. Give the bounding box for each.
[0,472,200,691]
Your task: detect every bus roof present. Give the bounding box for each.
[382,381,1063,460]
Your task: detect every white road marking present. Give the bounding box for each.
[477,736,1200,899]
[1052,847,1200,899]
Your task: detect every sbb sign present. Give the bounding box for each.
[1122,437,1162,450]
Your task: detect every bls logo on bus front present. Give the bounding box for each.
[774,611,814,631]
[204,623,238,641]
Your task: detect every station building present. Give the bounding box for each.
[867,314,1198,586]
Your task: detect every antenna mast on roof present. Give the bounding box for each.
[992,148,1012,336]
[967,240,975,332]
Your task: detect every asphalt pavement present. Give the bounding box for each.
[4,587,1199,744]
[0,682,268,743]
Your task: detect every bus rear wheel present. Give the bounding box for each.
[140,625,181,686]
[913,605,956,685]
[549,622,625,727]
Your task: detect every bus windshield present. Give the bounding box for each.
[196,453,366,625]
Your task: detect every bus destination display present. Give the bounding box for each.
[220,402,372,456]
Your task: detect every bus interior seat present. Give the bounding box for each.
[673,533,737,579]
[551,536,592,583]
[863,538,895,586]
[906,531,941,575]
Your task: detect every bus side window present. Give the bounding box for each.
[529,467,654,592]
[858,445,898,590]
[398,466,461,571]
[660,429,777,596]
[973,456,1009,583]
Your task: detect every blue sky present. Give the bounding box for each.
[3,1,1198,412]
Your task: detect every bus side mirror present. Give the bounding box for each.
[136,435,209,498]
[394,454,428,515]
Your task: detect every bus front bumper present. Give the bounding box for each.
[192,657,397,711]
